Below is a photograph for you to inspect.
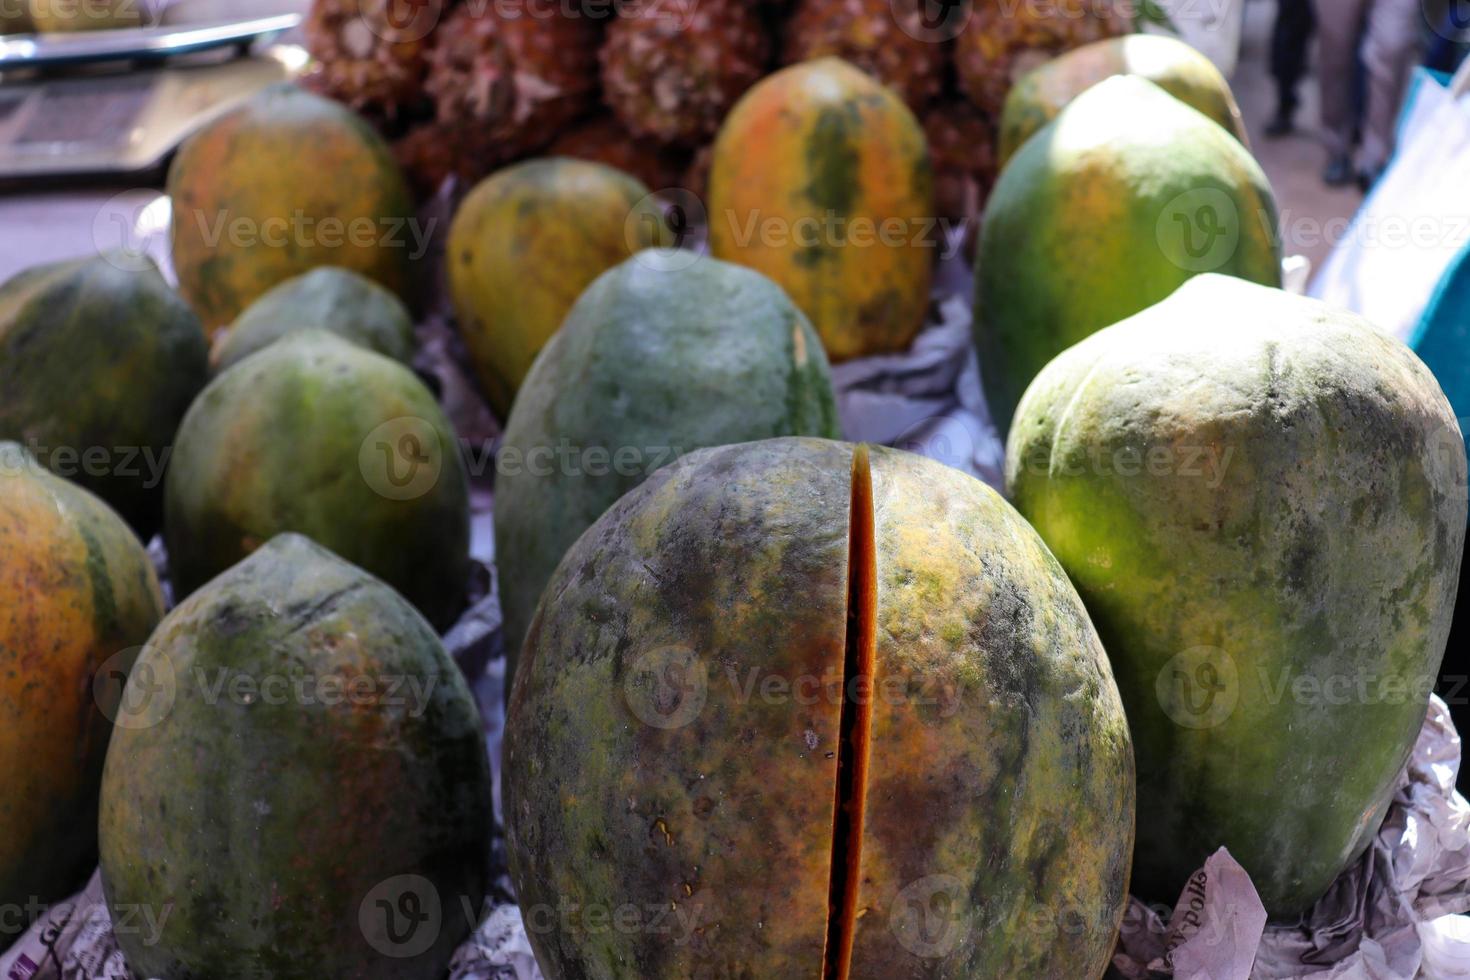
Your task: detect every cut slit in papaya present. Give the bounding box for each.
[822,444,879,980]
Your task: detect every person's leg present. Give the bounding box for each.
[1315,0,1371,181]
[1359,0,1427,177]
[1269,0,1317,134]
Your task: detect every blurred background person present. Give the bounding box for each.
[1316,0,1426,187]
[1269,0,1316,136]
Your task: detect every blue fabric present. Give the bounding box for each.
[1398,69,1470,434]
[1414,246,1470,429]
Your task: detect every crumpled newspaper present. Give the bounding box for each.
[1111,697,1470,980]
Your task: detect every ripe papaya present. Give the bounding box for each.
[168,84,416,334]
[999,34,1249,166]
[165,330,469,629]
[0,443,164,947]
[494,251,840,683]
[0,252,208,538]
[99,533,493,978]
[447,158,671,418]
[505,438,1134,978]
[976,75,1281,434]
[708,58,936,361]
[211,265,415,374]
[1007,276,1466,916]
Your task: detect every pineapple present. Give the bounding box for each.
[303,0,448,121]
[548,117,690,193]
[600,0,772,147]
[781,0,949,113]
[424,0,600,175]
[922,99,999,244]
[954,0,1129,117]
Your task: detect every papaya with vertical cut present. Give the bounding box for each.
[503,437,1135,979]
[708,58,937,361]
[0,443,165,949]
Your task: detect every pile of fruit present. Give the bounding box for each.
[1,16,1466,980]
[303,0,1147,219]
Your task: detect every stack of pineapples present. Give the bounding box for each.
[305,0,1132,222]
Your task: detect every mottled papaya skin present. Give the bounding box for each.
[708,58,936,361]
[504,438,1135,978]
[98,534,493,979]
[1006,276,1467,917]
[506,439,854,979]
[168,84,416,334]
[0,443,164,947]
[165,331,469,629]
[210,266,415,374]
[447,158,671,418]
[494,251,840,685]
[999,34,1249,166]
[851,446,1134,977]
[977,75,1281,435]
[0,254,208,538]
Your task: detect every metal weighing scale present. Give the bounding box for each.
[0,0,306,183]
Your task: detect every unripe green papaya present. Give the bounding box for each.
[1007,276,1466,916]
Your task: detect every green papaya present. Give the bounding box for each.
[0,253,208,538]
[99,533,493,978]
[976,75,1281,434]
[211,266,415,374]
[1007,276,1466,916]
[165,330,469,629]
[494,251,840,681]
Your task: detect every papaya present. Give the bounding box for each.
[165,330,469,629]
[976,75,1282,434]
[447,158,671,418]
[99,533,493,979]
[999,34,1249,167]
[1,443,165,948]
[168,84,416,334]
[1006,276,1467,916]
[0,252,209,538]
[708,58,936,361]
[494,251,840,682]
[505,438,1135,979]
[211,266,415,374]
